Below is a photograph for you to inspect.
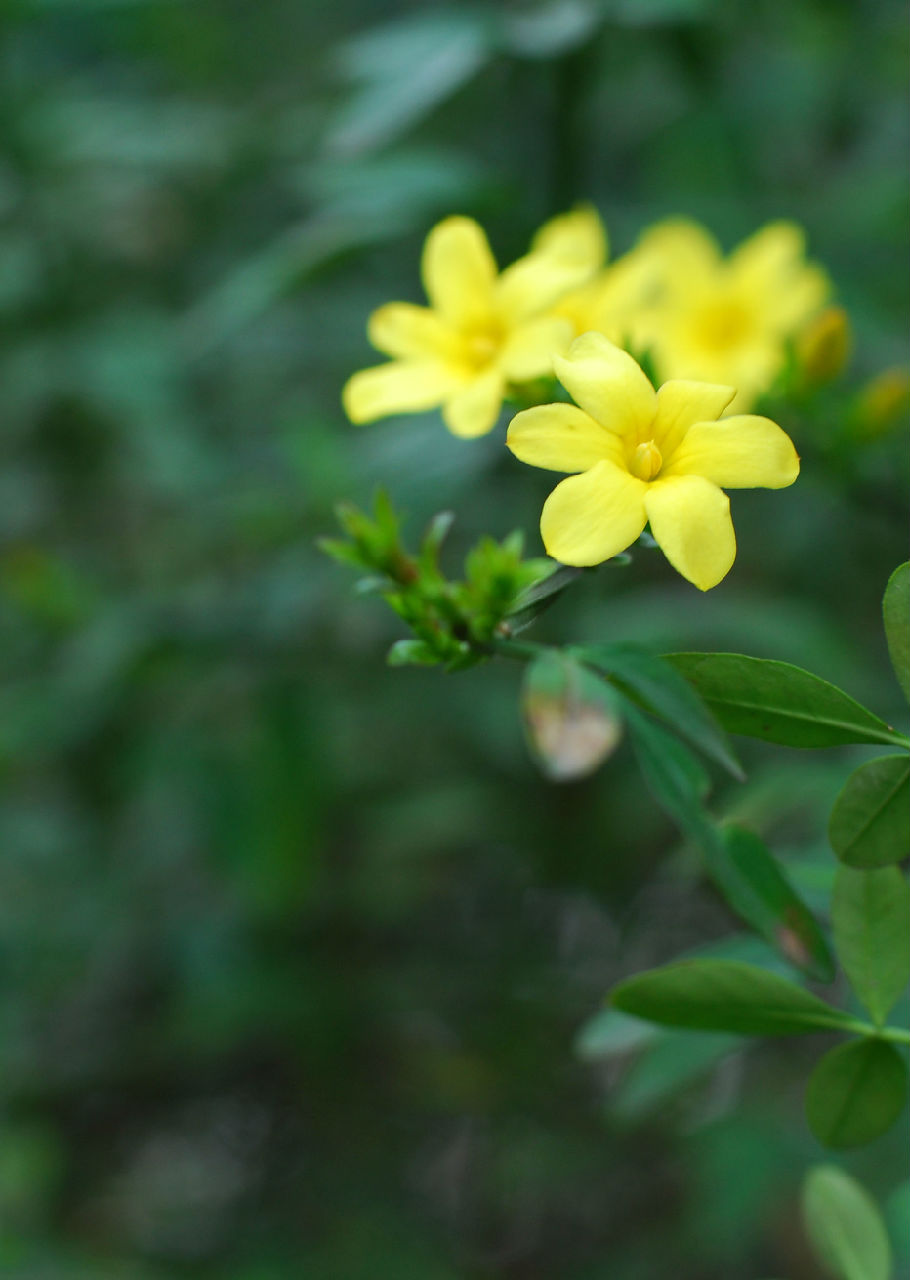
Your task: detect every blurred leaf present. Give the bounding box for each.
[832,865,910,1024]
[577,643,743,778]
[609,1029,741,1121]
[883,562,910,703]
[621,706,818,973]
[522,649,623,781]
[714,825,835,982]
[500,0,603,58]
[829,754,910,868]
[611,959,858,1036]
[805,1037,907,1149]
[574,1008,660,1061]
[666,653,906,749]
[803,1165,893,1280]
[328,12,492,155]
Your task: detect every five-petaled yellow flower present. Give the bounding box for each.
[507,333,800,591]
[342,209,605,439]
[627,219,830,410]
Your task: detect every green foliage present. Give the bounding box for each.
[829,754,910,868]
[610,959,858,1036]
[714,824,834,982]
[573,643,743,778]
[322,494,554,668]
[803,1165,893,1280]
[666,653,908,749]
[883,562,910,703]
[832,866,910,1025]
[805,1037,908,1149]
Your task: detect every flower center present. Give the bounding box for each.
[629,439,662,481]
[692,298,751,351]
[463,325,502,369]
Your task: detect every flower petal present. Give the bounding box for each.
[499,315,573,381]
[644,475,736,591]
[653,379,736,459]
[368,303,460,359]
[442,367,505,438]
[342,361,463,424]
[530,205,608,270]
[421,217,497,329]
[507,403,625,472]
[663,415,800,488]
[553,332,657,435]
[540,460,647,566]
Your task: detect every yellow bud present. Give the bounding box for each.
[630,440,662,481]
[796,306,851,384]
[852,368,910,440]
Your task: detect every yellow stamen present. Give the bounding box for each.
[630,440,662,481]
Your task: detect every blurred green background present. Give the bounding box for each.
[0,1,907,1276]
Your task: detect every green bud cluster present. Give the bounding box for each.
[320,492,555,670]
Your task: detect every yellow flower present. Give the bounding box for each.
[506,332,800,591]
[627,219,830,409]
[342,208,606,439]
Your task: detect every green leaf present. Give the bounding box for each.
[666,653,906,749]
[610,959,859,1036]
[716,825,835,982]
[521,650,623,782]
[575,643,743,778]
[609,1030,741,1121]
[386,639,439,667]
[883,562,910,704]
[623,708,832,978]
[506,564,583,633]
[832,866,910,1024]
[621,701,712,832]
[805,1037,908,1149]
[803,1164,893,1280]
[829,754,910,868]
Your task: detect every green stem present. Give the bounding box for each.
[489,638,548,663]
[879,1026,910,1046]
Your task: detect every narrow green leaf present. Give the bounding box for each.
[575,643,743,778]
[666,653,906,749]
[610,959,859,1036]
[805,1038,908,1149]
[832,866,910,1024]
[506,564,584,633]
[624,706,832,977]
[716,825,835,982]
[803,1165,893,1280]
[522,650,623,781]
[883,562,910,704]
[829,754,910,868]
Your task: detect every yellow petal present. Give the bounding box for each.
[633,218,722,284]
[663,415,800,489]
[644,475,736,591]
[653,379,736,458]
[729,222,830,330]
[367,303,460,359]
[728,221,807,281]
[507,403,625,472]
[499,315,573,381]
[553,332,657,435]
[421,217,497,329]
[342,360,463,424]
[441,367,505,438]
[531,205,608,271]
[496,256,589,324]
[540,460,647,566]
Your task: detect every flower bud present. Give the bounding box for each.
[796,306,850,385]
